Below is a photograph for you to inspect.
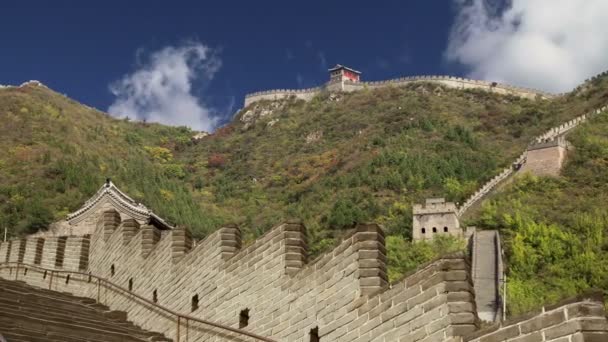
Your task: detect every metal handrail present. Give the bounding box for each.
[0,262,275,342]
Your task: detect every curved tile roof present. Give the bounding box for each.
[67,180,173,230]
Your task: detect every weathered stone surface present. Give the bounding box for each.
[3,183,608,342]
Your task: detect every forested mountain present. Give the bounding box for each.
[1,74,607,314]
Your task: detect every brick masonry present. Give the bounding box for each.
[0,209,606,341]
[463,291,608,342]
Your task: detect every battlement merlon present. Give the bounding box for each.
[529,135,569,151]
[413,200,458,215]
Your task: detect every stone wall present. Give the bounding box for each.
[0,235,89,272]
[243,87,320,107]
[457,104,608,218]
[519,136,568,177]
[243,75,554,107]
[463,291,608,342]
[1,215,607,341]
[356,76,552,100]
[0,217,480,342]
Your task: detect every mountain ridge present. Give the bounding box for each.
[2,72,608,313]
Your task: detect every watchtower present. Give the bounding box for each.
[412,198,461,241]
[520,136,569,177]
[328,64,361,83]
[326,64,361,91]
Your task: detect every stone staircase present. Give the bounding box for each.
[472,230,502,323]
[0,277,171,342]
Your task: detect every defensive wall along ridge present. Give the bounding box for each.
[456,104,608,218]
[1,215,608,341]
[243,69,608,107]
[243,75,555,107]
[0,218,478,341]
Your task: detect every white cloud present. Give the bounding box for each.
[317,51,328,70]
[108,41,221,131]
[446,0,608,93]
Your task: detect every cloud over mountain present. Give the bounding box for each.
[108,41,221,131]
[446,0,608,93]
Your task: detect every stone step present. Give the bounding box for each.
[0,325,113,342]
[0,277,172,342]
[473,230,500,322]
[0,300,149,338]
[0,313,149,342]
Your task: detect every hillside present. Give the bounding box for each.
[175,79,607,248]
[469,96,608,315]
[0,82,213,236]
[2,75,608,313]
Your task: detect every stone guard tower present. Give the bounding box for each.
[412,198,461,241]
[520,136,569,177]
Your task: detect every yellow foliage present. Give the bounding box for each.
[144,146,173,163]
[10,194,25,205]
[160,189,174,201]
[44,104,60,118]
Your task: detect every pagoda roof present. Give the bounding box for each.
[66,180,173,230]
[328,64,362,74]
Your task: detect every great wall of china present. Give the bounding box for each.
[1,218,607,341]
[243,75,556,107]
[1,71,608,341]
[456,104,608,218]
[243,69,608,107]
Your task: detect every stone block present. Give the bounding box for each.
[479,325,518,342]
[543,321,579,340]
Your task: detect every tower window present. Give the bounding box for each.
[191,295,199,312]
[421,228,426,234]
[128,278,133,291]
[310,327,319,342]
[153,290,158,303]
[444,227,448,232]
[432,227,437,233]
[110,264,115,276]
[239,309,250,328]
[65,274,70,284]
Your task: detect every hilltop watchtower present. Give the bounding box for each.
[328,64,361,83]
[327,64,362,92]
[412,198,461,241]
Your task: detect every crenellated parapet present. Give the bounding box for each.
[357,75,554,100]
[0,235,90,272]
[2,209,608,341]
[243,87,321,107]
[457,104,608,217]
[243,74,556,107]
[0,214,481,341]
[463,291,608,342]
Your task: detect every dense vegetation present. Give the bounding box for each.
[0,84,214,236]
[1,74,608,312]
[471,111,608,315]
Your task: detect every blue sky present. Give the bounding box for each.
[1,1,607,130]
